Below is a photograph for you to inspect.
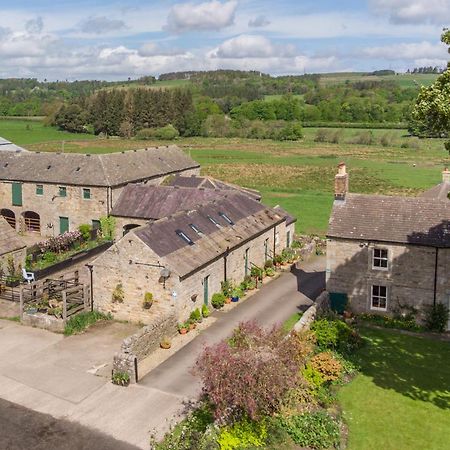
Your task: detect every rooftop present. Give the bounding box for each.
[420,182,450,202]
[0,136,28,153]
[328,193,450,247]
[0,145,199,187]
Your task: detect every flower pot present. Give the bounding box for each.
[225,297,232,304]
[231,296,239,303]
[160,342,171,349]
[143,302,152,310]
[189,323,196,330]
[179,328,187,335]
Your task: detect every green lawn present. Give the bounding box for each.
[339,327,450,450]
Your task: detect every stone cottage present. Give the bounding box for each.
[0,146,199,237]
[0,216,26,276]
[326,164,450,328]
[91,192,293,324]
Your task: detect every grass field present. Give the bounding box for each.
[1,119,448,235]
[339,327,450,450]
[104,79,191,91]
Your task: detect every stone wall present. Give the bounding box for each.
[326,238,450,320]
[0,247,26,274]
[294,291,329,332]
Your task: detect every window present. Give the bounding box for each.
[373,248,388,269]
[207,215,221,227]
[189,223,202,234]
[371,285,387,311]
[59,186,67,197]
[36,185,44,196]
[176,229,194,245]
[219,212,234,225]
[83,188,91,200]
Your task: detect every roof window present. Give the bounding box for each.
[207,215,221,227]
[219,212,234,225]
[176,229,194,245]
[189,223,202,234]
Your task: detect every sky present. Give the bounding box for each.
[0,0,449,80]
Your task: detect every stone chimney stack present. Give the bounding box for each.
[442,167,450,183]
[334,162,349,201]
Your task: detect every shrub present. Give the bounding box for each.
[265,267,275,277]
[64,310,112,336]
[211,292,226,309]
[311,319,361,354]
[303,364,325,389]
[217,417,267,450]
[190,308,202,323]
[277,411,341,449]
[358,313,423,331]
[221,280,233,297]
[143,292,153,308]
[78,224,92,241]
[112,371,130,386]
[194,321,314,423]
[112,283,124,303]
[264,259,274,269]
[351,130,375,145]
[314,128,331,143]
[38,230,82,254]
[154,124,180,140]
[202,304,210,318]
[380,132,394,147]
[424,303,449,333]
[250,266,264,280]
[309,352,342,383]
[274,122,303,141]
[99,216,115,241]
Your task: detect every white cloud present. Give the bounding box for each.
[25,17,44,34]
[79,16,127,34]
[370,0,450,24]
[248,15,270,28]
[211,34,296,59]
[138,42,186,57]
[165,0,237,33]
[361,41,448,62]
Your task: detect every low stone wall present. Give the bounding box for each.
[112,311,178,383]
[298,241,316,260]
[21,312,65,333]
[294,291,329,332]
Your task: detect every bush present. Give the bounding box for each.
[112,283,124,303]
[64,310,112,336]
[309,352,342,383]
[250,266,264,280]
[202,304,210,318]
[351,130,375,145]
[78,224,91,241]
[358,313,423,331]
[425,303,449,332]
[112,371,130,386]
[379,132,394,147]
[274,122,303,141]
[221,280,233,297]
[311,319,361,354]
[136,124,179,140]
[211,292,226,309]
[190,308,202,323]
[217,417,267,450]
[277,411,341,449]
[194,321,314,423]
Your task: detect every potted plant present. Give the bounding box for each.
[190,308,202,323]
[247,279,257,290]
[211,292,226,309]
[112,371,130,387]
[178,323,188,334]
[143,292,153,309]
[160,337,172,349]
[202,304,210,318]
[189,320,196,331]
[231,288,241,302]
[265,267,275,277]
[224,296,231,304]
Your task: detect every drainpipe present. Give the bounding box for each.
[433,248,439,306]
[223,247,229,281]
[86,264,94,311]
[273,226,277,258]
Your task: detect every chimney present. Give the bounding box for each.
[334,162,349,201]
[442,167,450,183]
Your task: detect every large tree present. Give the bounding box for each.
[409,29,450,150]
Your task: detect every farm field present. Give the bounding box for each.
[339,327,450,450]
[1,119,448,235]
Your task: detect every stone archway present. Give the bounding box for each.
[1,209,16,229]
[23,211,41,233]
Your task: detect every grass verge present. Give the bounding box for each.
[64,310,112,336]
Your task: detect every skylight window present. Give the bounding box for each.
[189,224,202,234]
[207,215,221,227]
[176,229,194,245]
[219,212,234,225]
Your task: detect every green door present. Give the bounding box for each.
[203,276,209,305]
[330,292,348,314]
[59,216,69,234]
[12,183,22,206]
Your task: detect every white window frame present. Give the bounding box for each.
[370,285,388,311]
[372,247,389,271]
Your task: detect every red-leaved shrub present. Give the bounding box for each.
[194,321,314,423]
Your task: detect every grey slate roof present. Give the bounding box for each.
[111,184,228,219]
[0,217,26,256]
[168,175,262,201]
[0,145,199,187]
[0,136,28,153]
[420,182,450,202]
[134,193,285,278]
[327,193,450,247]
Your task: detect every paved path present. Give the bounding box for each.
[0,256,325,449]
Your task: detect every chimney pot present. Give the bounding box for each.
[335,163,349,201]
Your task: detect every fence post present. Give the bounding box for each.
[19,285,24,320]
[74,270,79,284]
[83,284,89,310]
[62,291,67,323]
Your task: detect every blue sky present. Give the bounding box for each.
[0,0,448,80]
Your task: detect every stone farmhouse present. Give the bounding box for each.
[0,216,26,274]
[0,146,199,237]
[92,191,295,324]
[326,164,450,328]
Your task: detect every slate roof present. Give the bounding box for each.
[168,175,262,201]
[420,182,450,202]
[134,193,285,278]
[0,145,199,187]
[0,136,28,153]
[0,217,26,256]
[327,193,450,247]
[111,184,228,219]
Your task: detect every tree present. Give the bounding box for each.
[54,104,88,133]
[409,29,450,148]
